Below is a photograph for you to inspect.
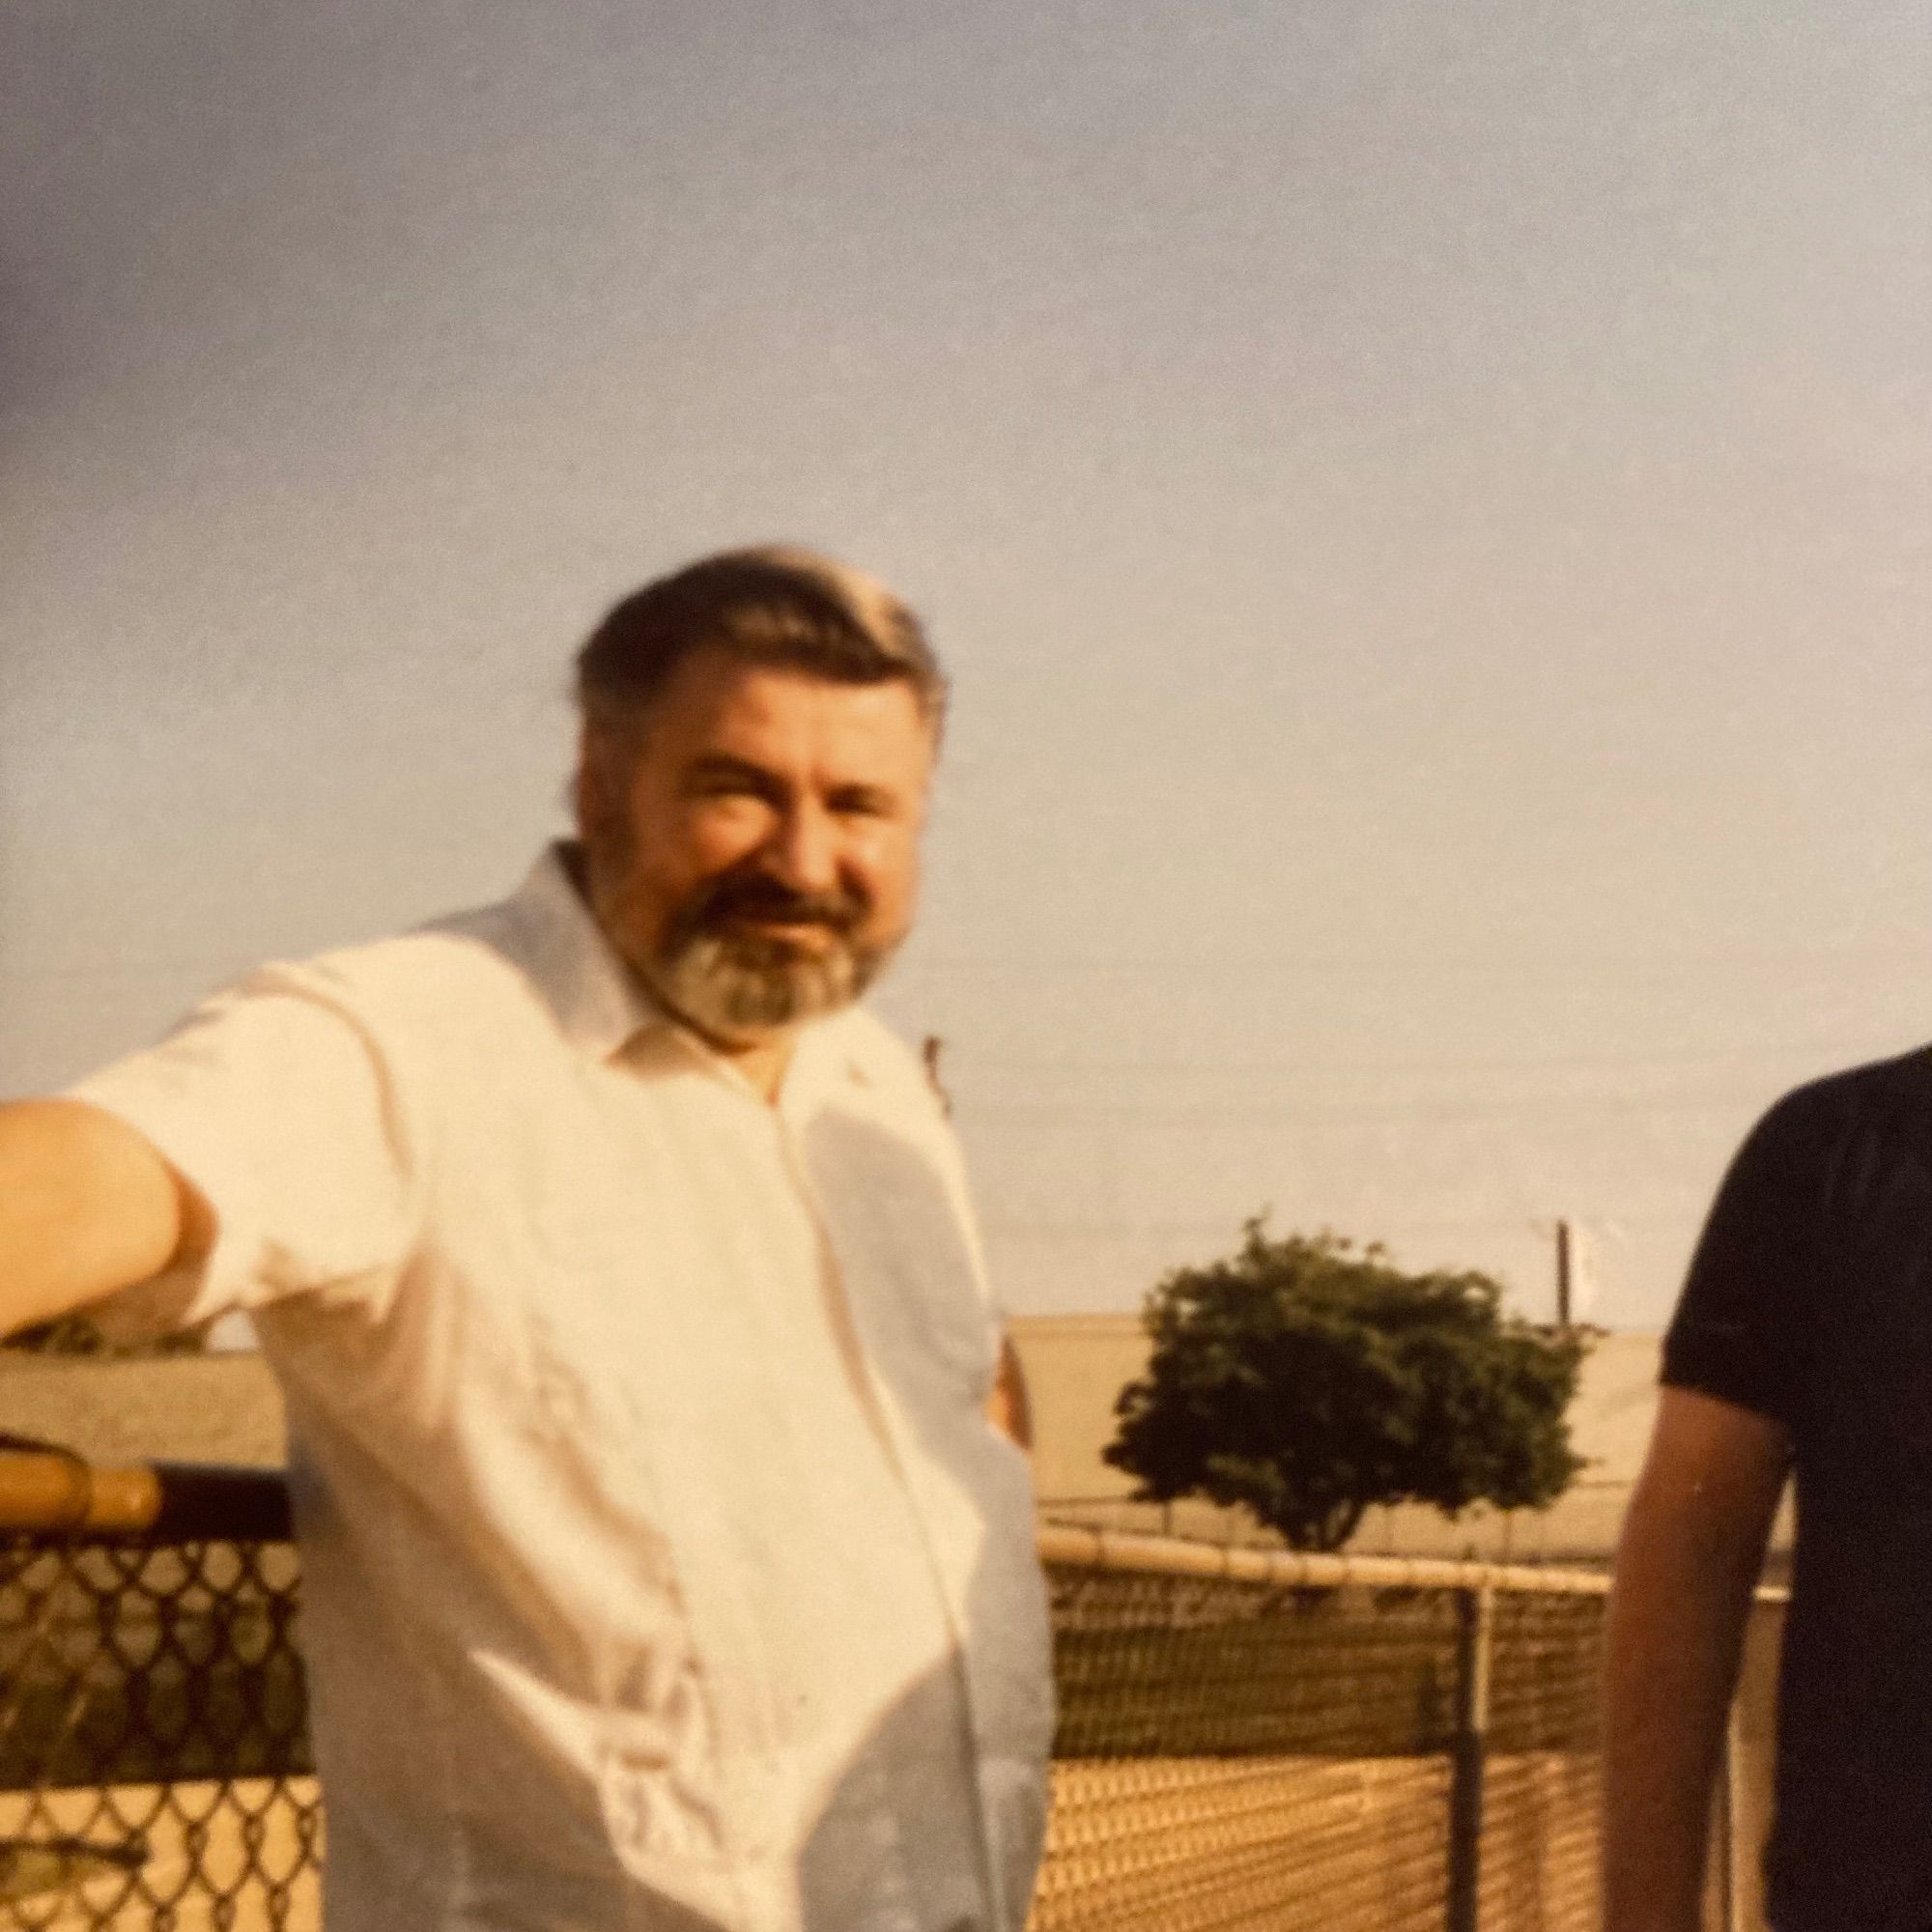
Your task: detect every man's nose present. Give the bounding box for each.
[762,801,840,895]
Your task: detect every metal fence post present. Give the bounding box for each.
[1448,1584,1495,1932]
[1718,1701,1745,1932]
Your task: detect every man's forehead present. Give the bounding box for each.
[637,650,935,764]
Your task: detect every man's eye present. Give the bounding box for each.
[830,791,894,819]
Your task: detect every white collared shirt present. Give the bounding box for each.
[71,849,1054,1932]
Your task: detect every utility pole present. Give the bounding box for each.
[1554,1218,1575,1329]
[921,1035,951,1116]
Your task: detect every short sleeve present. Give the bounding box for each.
[64,966,421,1343]
[1662,1083,1845,1430]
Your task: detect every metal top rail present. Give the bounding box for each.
[1037,1520,1616,1596]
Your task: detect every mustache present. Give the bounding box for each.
[681,870,867,939]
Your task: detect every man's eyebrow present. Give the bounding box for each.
[683,752,781,788]
[827,779,902,810]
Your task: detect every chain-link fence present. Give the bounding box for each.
[1,1456,313,1932]
[1,1458,1781,1932]
[1037,1532,1606,1932]
[1035,1527,1784,1932]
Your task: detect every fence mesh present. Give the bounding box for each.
[0,1534,317,1932]
[1039,1565,1462,1932]
[1470,1591,1604,1932]
[1,1502,1777,1932]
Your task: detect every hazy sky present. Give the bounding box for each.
[5,2,1929,1325]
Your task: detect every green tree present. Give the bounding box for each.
[1105,1222,1590,1551]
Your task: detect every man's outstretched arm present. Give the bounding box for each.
[1603,1385,1790,1932]
[0,1099,203,1339]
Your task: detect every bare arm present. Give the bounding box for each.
[0,1099,205,1339]
[986,1330,1034,1454]
[1603,1386,1790,1932]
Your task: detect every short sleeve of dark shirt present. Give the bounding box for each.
[1662,1081,1850,1433]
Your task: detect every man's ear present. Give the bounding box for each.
[573,721,619,847]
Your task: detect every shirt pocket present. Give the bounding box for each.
[598,1676,730,1872]
[598,1706,799,1927]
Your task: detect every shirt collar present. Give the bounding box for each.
[504,844,869,1101]
[507,842,670,1063]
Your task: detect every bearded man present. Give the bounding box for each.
[0,548,1054,1932]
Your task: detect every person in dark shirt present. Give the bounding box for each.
[1605,1047,1932,1932]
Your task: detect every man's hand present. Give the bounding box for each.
[0,1100,200,1339]
[1603,1386,1790,1932]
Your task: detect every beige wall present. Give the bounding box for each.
[1007,1314,1149,1505]
[0,1352,285,1468]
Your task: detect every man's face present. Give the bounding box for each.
[575,643,935,1044]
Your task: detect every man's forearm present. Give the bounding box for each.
[1602,1476,1770,1931]
[0,1100,187,1338]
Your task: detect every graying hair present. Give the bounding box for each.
[575,545,946,737]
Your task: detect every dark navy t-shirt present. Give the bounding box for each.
[1665,1047,1932,1932]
